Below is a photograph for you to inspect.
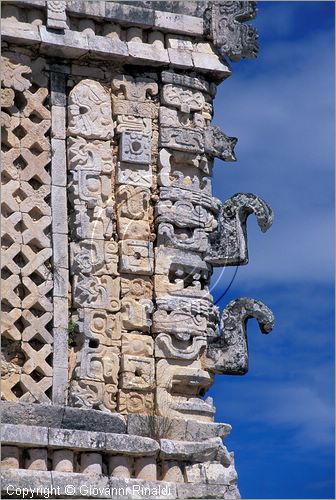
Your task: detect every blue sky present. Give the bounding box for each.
[209,2,335,498]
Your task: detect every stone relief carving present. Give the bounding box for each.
[112,75,158,102]
[1,54,32,92]
[160,127,204,153]
[159,107,206,129]
[70,240,119,276]
[47,1,68,30]
[161,84,205,113]
[161,71,215,95]
[68,137,113,174]
[203,298,274,374]
[158,149,212,194]
[68,80,113,139]
[209,1,259,62]
[204,125,237,161]
[73,274,121,312]
[120,131,151,164]
[207,193,273,266]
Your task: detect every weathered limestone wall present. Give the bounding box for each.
[1,1,274,498]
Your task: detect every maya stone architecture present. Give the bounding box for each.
[1,1,275,498]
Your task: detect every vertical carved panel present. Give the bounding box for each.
[67,79,119,412]
[112,73,158,415]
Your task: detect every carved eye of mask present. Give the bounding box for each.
[86,177,100,193]
[93,317,105,332]
[130,140,142,153]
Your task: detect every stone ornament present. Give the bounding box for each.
[120,131,151,164]
[68,80,113,139]
[207,193,273,266]
[155,333,207,361]
[73,274,121,312]
[78,308,122,345]
[68,137,113,174]
[112,75,158,102]
[204,125,237,161]
[47,1,68,30]
[209,1,259,62]
[161,84,205,113]
[160,127,204,153]
[70,240,118,276]
[203,298,275,374]
[1,54,32,92]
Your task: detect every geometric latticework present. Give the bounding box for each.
[1,54,53,403]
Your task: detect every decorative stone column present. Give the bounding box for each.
[1,2,274,499]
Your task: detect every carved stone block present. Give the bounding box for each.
[74,341,119,385]
[68,137,113,174]
[154,246,210,283]
[155,360,215,422]
[120,355,155,390]
[161,84,205,113]
[70,240,118,276]
[117,161,152,188]
[207,193,273,266]
[121,298,153,331]
[23,87,51,120]
[1,87,15,109]
[116,115,152,134]
[116,185,150,221]
[210,2,258,62]
[71,205,114,241]
[1,54,32,92]
[1,148,51,186]
[117,218,151,241]
[112,98,158,119]
[119,240,154,276]
[159,106,206,129]
[120,276,153,300]
[203,298,274,375]
[47,1,68,30]
[118,390,154,415]
[69,379,117,412]
[158,149,212,194]
[160,127,204,153]
[1,308,22,341]
[161,71,213,95]
[69,171,113,209]
[157,224,209,253]
[155,333,206,361]
[19,118,51,152]
[78,308,122,345]
[112,75,158,102]
[155,199,216,231]
[120,131,151,164]
[204,126,237,161]
[121,334,154,357]
[68,80,113,140]
[152,309,207,337]
[73,274,121,312]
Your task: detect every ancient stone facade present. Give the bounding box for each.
[1,1,274,498]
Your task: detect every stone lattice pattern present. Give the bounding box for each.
[1,53,53,404]
[1,2,275,498]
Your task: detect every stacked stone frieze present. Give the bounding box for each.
[1,2,274,498]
